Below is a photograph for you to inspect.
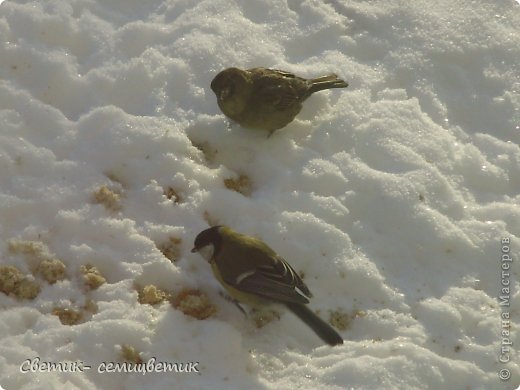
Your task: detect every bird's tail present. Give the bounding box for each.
[308,74,348,95]
[286,302,343,346]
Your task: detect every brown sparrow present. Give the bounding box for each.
[210,67,348,135]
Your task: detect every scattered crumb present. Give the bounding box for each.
[329,309,365,331]
[251,309,280,328]
[454,345,462,353]
[8,239,48,257]
[157,237,182,262]
[8,239,53,267]
[52,299,97,325]
[224,174,252,196]
[92,185,122,211]
[80,264,106,290]
[52,307,83,325]
[172,288,217,320]
[0,265,41,300]
[37,258,66,284]
[163,187,182,203]
[0,265,23,293]
[8,239,67,284]
[16,279,42,300]
[138,284,171,305]
[120,344,143,364]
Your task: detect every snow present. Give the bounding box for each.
[0,0,519,389]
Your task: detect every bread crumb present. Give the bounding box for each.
[0,265,40,300]
[8,239,67,284]
[92,185,122,211]
[224,174,252,196]
[329,309,365,331]
[80,264,106,290]
[172,289,217,320]
[37,258,66,284]
[138,284,171,305]
[120,344,143,364]
[52,307,83,325]
[157,237,182,262]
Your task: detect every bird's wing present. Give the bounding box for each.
[235,272,310,304]
[264,256,312,298]
[269,69,296,79]
[230,257,312,304]
[248,67,296,79]
[257,84,300,110]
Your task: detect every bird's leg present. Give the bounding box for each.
[219,291,247,317]
[234,301,248,317]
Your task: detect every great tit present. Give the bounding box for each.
[191,225,343,346]
[210,67,348,135]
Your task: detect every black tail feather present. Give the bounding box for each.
[286,302,343,346]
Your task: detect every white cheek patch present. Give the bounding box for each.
[197,244,215,262]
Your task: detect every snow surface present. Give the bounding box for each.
[0,0,519,389]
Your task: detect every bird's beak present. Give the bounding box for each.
[191,247,198,253]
